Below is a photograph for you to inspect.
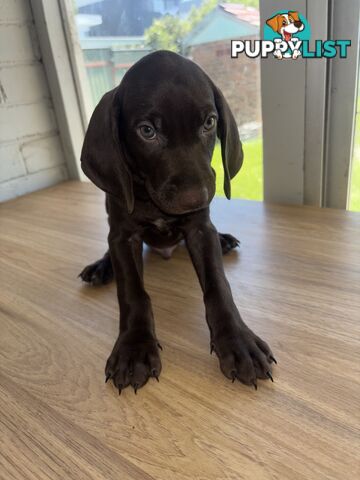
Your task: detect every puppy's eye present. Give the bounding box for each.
[203,115,217,131]
[282,20,287,25]
[138,124,156,140]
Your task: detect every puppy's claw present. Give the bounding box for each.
[134,384,138,395]
[267,371,274,382]
[210,344,214,355]
[252,380,258,390]
[157,343,163,351]
[105,374,111,383]
[231,371,236,383]
[118,388,122,396]
[151,369,159,382]
[270,355,277,364]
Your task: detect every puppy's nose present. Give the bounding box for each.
[178,187,208,210]
[294,20,302,28]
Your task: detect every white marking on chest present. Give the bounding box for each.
[153,218,168,232]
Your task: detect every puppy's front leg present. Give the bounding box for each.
[105,230,161,393]
[183,211,276,388]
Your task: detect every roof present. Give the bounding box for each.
[184,4,259,47]
[220,3,260,27]
[80,36,146,50]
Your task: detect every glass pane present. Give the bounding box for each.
[349,69,360,211]
[75,0,263,201]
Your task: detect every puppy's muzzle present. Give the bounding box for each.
[176,187,209,211]
[146,179,212,215]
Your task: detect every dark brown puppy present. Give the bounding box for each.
[80,50,275,393]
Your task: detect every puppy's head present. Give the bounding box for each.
[81,51,243,215]
[266,12,304,41]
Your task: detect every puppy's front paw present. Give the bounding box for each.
[211,327,276,389]
[219,232,240,255]
[105,331,162,394]
[79,255,113,285]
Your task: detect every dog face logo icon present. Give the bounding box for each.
[265,11,309,59]
[266,12,304,42]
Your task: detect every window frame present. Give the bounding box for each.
[260,0,360,208]
[322,0,360,208]
[30,0,87,180]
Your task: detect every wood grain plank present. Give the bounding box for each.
[0,181,359,479]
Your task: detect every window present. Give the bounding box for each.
[59,1,359,209]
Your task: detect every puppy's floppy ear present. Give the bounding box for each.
[266,14,281,33]
[289,11,300,22]
[80,87,134,213]
[213,86,243,199]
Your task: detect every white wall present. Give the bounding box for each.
[0,0,68,202]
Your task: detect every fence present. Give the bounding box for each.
[82,44,152,106]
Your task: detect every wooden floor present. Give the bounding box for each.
[0,181,359,480]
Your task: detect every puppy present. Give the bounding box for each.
[80,51,276,393]
[266,11,304,59]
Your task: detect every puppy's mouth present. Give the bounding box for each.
[283,31,292,42]
[145,179,213,215]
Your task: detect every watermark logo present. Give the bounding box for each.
[264,11,310,59]
[231,10,351,60]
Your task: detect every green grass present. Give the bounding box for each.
[349,102,360,211]
[212,138,263,200]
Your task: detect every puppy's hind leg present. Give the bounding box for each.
[218,233,240,255]
[79,250,113,285]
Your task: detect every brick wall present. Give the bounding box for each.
[188,37,261,129]
[0,0,68,202]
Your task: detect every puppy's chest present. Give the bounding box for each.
[141,217,182,248]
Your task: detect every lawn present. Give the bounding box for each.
[212,138,263,200]
[349,99,360,211]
